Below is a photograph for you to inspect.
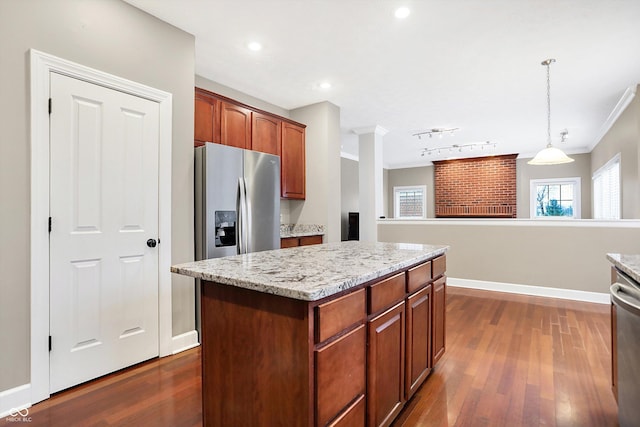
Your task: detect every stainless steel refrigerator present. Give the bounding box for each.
[194,143,281,334]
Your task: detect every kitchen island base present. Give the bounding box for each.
[199,253,446,427]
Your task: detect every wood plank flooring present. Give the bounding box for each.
[392,287,617,427]
[3,287,617,426]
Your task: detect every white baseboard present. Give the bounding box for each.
[171,330,200,355]
[448,277,610,305]
[0,383,31,418]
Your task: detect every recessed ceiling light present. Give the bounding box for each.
[319,82,332,90]
[247,41,262,51]
[395,7,410,19]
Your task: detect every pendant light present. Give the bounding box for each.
[528,59,574,165]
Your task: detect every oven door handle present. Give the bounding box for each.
[611,282,640,315]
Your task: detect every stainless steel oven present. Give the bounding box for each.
[611,268,640,427]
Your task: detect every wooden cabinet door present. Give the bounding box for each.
[194,90,220,146]
[220,101,252,149]
[316,325,366,427]
[405,285,432,399]
[281,122,306,199]
[328,395,365,427]
[252,112,281,156]
[367,301,405,427]
[280,237,299,248]
[432,277,446,365]
[300,235,322,246]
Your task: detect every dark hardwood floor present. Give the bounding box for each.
[4,287,617,426]
[393,287,617,427]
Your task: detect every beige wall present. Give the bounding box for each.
[289,102,342,242]
[195,75,291,119]
[0,0,195,393]
[591,89,640,219]
[383,168,389,218]
[379,220,640,294]
[340,158,359,240]
[516,153,592,218]
[386,165,436,218]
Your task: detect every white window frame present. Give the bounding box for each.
[592,153,621,220]
[394,185,427,219]
[529,177,581,219]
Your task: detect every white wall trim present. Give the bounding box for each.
[171,330,200,355]
[352,125,389,136]
[29,49,173,405]
[448,277,610,304]
[340,151,359,162]
[0,384,31,418]
[589,86,636,151]
[379,218,640,228]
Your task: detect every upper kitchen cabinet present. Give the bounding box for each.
[252,112,281,156]
[220,101,252,150]
[194,87,306,200]
[281,122,306,199]
[194,89,220,146]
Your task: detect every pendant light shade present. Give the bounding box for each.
[528,144,574,165]
[528,59,574,166]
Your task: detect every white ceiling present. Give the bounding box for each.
[125,0,640,169]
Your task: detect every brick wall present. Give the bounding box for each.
[433,154,517,218]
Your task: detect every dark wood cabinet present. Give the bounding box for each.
[432,276,446,365]
[405,284,432,400]
[367,301,406,427]
[316,325,366,426]
[369,272,405,315]
[200,285,310,427]
[281,121,306,199]
[194,87,306,199]
[280,234,322,248]
[328,395,365,427]
[300,235,322,246]
[194,91,219,146]
[252,112,281,156]
[198,255,445,427]
[220,101,252,149]
[315,289,366,426]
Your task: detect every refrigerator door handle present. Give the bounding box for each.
[236,177,248,255]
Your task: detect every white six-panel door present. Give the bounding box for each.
[49,72,160,392]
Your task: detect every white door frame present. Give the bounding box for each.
[29,49,173,404]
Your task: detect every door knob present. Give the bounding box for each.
[147,239,157,248]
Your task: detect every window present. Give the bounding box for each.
[394,186,426,219]
[530,178,581,219]
[593,154,620,219]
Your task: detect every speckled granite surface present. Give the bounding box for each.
[608,253,640,284]
[280,223,325,238]
[171,241,448,301]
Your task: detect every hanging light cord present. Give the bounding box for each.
[543,58,556,146]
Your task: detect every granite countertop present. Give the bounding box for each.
[171,241,448,301]
[280,224,325,238]
[607,253,640,284]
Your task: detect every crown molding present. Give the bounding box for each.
[352,125,389,136]
[340,151,359,161]
[589,86,636,151]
